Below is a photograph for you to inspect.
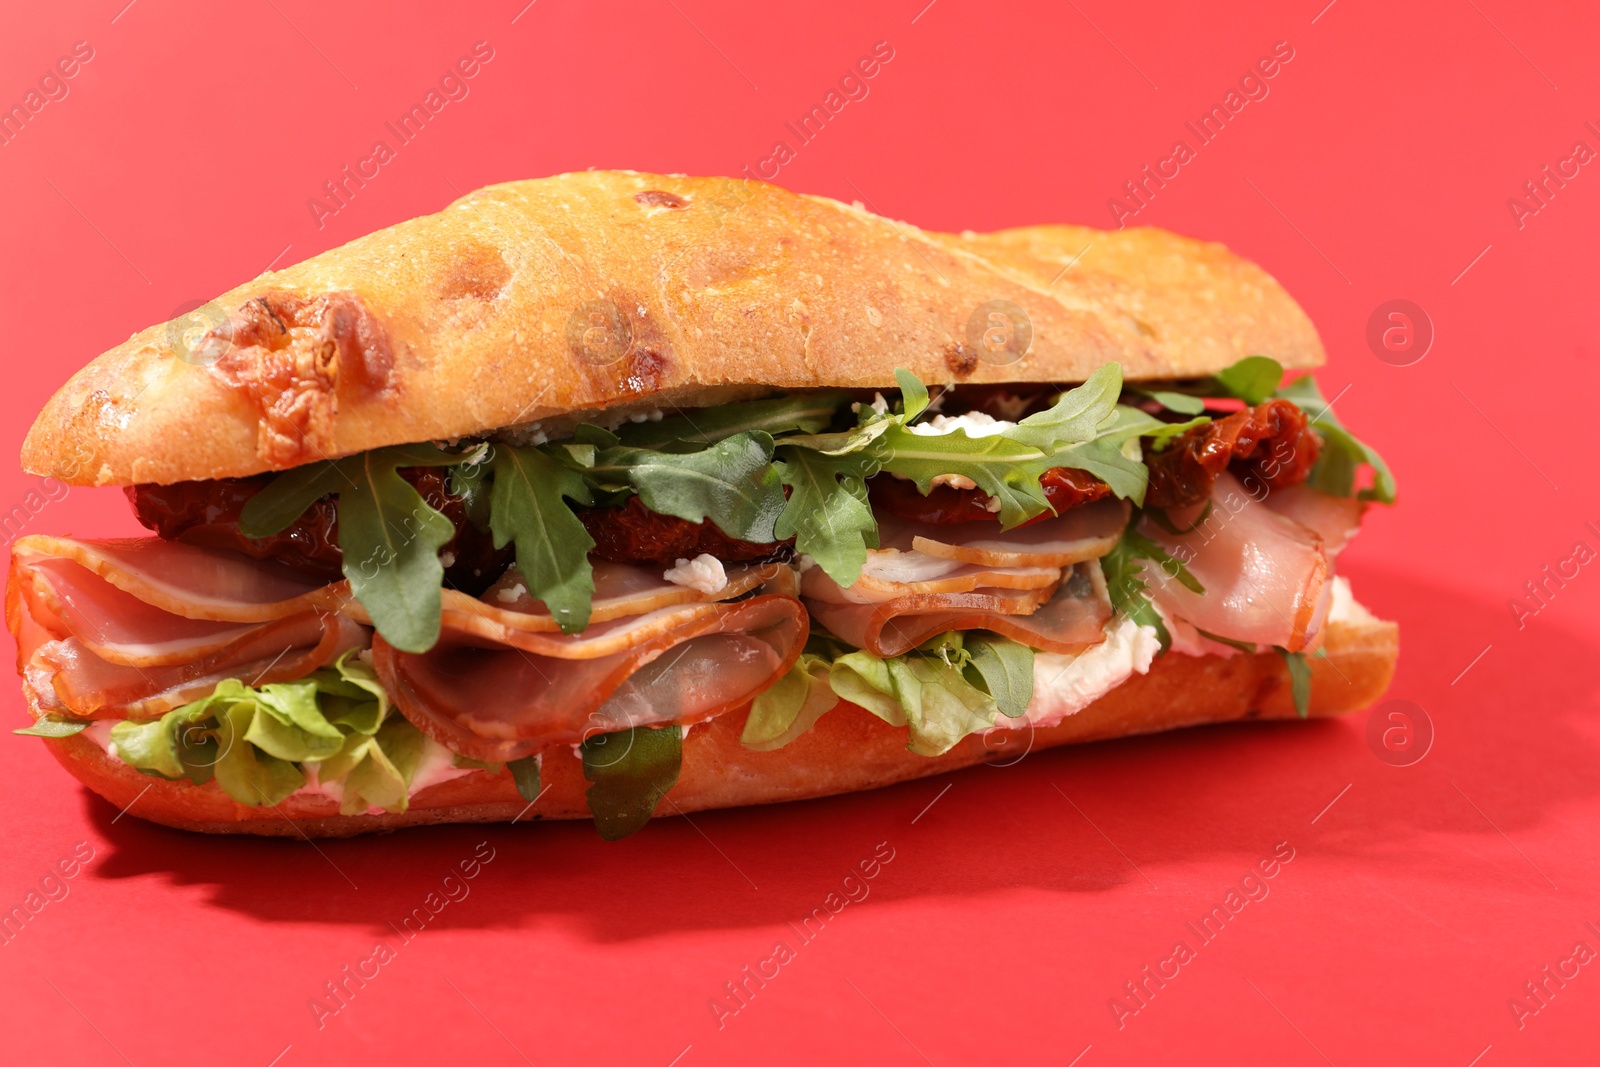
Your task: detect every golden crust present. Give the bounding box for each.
[22,171,1324,487]
[35,614,1395,837]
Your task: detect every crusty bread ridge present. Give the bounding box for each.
[22,170,1324,488]
[36,614,1395,837]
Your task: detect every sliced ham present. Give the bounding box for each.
[7,535,366,718]
[894,499,1129,568]
[804,555,1063,605]
[449,560,785,640]
[1140,473,1329,651]
[1263,486,1366,558]
[808,562,1112,657]
[373,594,809,761]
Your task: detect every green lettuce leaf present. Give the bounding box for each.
[830,635,1004,756]
[580,724,683,840]
[488,446,597,634]
[740,653,840,751]
[108,655,434,813]
[13,718,88,738]
[1129,388,1207,416]
[1275,375,1397,504]
[614,392,851,449]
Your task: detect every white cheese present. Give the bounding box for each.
[904,411,1017,438]
[1328,575,1376,625]
[496,582,528,604]
[663,553,728,595]
[1003,617,1162,730]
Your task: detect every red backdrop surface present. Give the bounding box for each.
[1,1,1597,1064]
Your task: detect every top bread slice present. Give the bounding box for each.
[21,170,1324,488]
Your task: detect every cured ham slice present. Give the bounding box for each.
[808,563,1112,657]
[1263,486,1365,558]
[1139,473,1329,651]
[890,499,1129,568]
[373,594,809,761]
[7,535,365,718]
[446,560,786,640]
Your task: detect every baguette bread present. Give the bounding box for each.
[22,170,1323,488]
[35,614,1396,837]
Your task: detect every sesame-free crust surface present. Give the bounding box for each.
[22,171,1324,487]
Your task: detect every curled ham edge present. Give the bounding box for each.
[799,501,1127,658]
[1139,472,1345,653]
[6,537,810,760]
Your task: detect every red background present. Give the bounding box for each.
[2,1,1597,1064]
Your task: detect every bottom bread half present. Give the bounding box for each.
[35,616,1398,837]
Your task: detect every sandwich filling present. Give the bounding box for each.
[10,357,1393,838]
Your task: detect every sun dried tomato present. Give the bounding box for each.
[1144,399,1321,509]
[868,468,1112,525]
[576,495,790,565]
[125,469,511,594]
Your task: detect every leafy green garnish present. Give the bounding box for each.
[741,653,839,751]
[107,654,431,813]
[580,724,683,840]
[239,444,474,654]
[1099,521,1204,652]
[1276,376,1397,504]
[961,634,1035,717]
[1275,647,1312,718]
[13,718,88,738]
[830,635,1008,756]
[1130,388,1208,415]
[773,448,880,587]
[337,451,459,654]
[1214,355,1285,405]
[613,392,850,449]
[581,431,788,544]
[507,755,542,803]
[488,446,596,633]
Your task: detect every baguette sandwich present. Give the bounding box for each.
[8,171,1397,838]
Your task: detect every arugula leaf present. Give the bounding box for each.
[1276,376,1397,504]
[13,718,87,738]
[507,755,542,803]
[1275,647,1312,718]
[580,724,682,840]
[1196,628,1259,654]
[1003,363,1123,448]
[614,392,850,448]
[1131,388,1208,415]
[961,634,1035,717]
[894,368,930,419]
[238,443,470,538]
[238,445,474,653]
[874,366,1188,520]
[337,451,457,653]
[1098,520,1205,653]
[774,447,880,586]
[1214,355,1285,404]
[584,431,788,543]
[489,446,596,634]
